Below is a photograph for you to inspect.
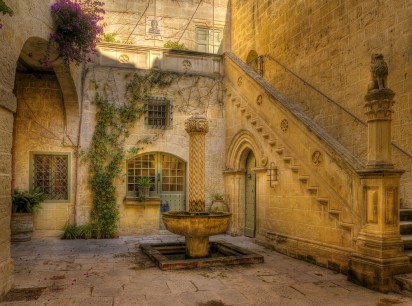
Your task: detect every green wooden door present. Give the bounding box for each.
[245,152,256,237]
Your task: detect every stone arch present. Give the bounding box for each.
[246,50,259,72]
[226,129,264,170]
[17,37,81,145]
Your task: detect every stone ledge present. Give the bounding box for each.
[123,197,161,206]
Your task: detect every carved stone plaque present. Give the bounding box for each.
[364,186,379,224]
[385,187,398,225]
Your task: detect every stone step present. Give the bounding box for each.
[298,175,310,183]
[307,186,319,195]
[401,221,412,235]
[394,273,412,297]
[317,197,329,205]
[245,113,251,119]
[275,148,284,155]
[250,118,257,125]
[283,156,293,163]
[290,165,300,172]
[256,126,263,132]
[240,107,246,113]
[401,209,412,221]
[262,133,269,139]
[268,139,276,146]
[402,235,412,250]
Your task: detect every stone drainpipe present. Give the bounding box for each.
[348,54,411,292]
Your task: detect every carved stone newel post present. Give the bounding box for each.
[349,54,411,292]
[185,115,209,212]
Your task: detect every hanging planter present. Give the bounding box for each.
[44,0,105,66]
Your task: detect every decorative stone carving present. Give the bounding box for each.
[237,76,243,87]
[311,150,322,165]
[256,95,262,105]
[280,119,288,132]
[119,54,129,63]
[368,54,388,91]
[260,155,268,167]
[184,114,209,134]
[182,59,192,71]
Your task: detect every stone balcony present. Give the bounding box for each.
[97,42,223,76]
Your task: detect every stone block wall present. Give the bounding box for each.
[231,0,412,206]
[0,107,14,298]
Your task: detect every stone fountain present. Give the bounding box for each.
[162,115,231,258]
[141,115,263,269]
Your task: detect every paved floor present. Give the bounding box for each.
[2,235,412,306]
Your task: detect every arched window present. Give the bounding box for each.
[126,153,185,200]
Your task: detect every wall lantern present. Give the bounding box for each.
[267,162,278,187]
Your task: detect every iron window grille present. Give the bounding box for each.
[32,154,69,201]
[144,97,173,129]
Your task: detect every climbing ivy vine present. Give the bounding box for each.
[86,70,179,238]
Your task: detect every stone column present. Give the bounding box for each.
[349,54,410,292]
[184,115,209,212]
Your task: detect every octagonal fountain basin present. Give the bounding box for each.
[162,211,231,258]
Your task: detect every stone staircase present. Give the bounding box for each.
[401,208,412,260]
[226,88,357,235]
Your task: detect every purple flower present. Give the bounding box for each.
[45,0,105,65]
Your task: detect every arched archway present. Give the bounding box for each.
[12,37,81,235]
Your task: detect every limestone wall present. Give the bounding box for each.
[231,0,412,207]
[103,0,230,53]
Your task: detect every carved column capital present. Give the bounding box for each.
[184,115,209,134]
[364,89,395,121]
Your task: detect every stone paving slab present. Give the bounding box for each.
[2,235,412,305]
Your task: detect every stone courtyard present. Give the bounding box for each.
[2,235,412,306]
[2,0,412,301]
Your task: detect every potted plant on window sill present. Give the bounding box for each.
[209,193,229,213]
[137,176,151,198]
[11,187,46,242]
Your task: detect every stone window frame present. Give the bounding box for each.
[29,152,71,203]
[144,96,173,129]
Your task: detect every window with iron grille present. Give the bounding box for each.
[145,98,173,129]
[31,153,69,201]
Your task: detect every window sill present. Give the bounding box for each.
[123,197,161,206]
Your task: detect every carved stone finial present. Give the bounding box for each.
[184,115,209,134]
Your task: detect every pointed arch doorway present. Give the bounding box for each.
[244,151,256,237]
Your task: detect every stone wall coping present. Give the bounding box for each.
[97,42,223,59]
[224,52,364,172]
